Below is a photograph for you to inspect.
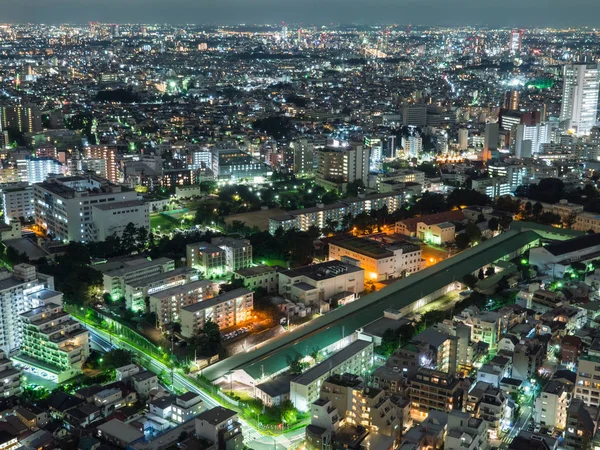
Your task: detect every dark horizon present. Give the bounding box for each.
[5,0,600,28]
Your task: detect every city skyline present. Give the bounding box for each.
[5,0,600,27]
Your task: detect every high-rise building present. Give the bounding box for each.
[0,264,61,355]
[1,105,42,133]
[514,123,551,158]
[34,175,149,243]
[287,139,314,175]
[458,128,469,151]
[84,145,119,183]
[402,104,427,127]
[504,90,519,110]
[560,63,600,136]
[17,157,63,184]
[509,29,524,54]
[484,123,500,152]
[402,135,423,157]
[316,144,370,191]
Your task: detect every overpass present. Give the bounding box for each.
[203,230,542,383]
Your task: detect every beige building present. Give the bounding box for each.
[180,288,253,337]
[278,261,365,306]
[148,279,215,326]
[329,237,422,282]
[100,257,175,301]
[234,265,279,293]
[535,380,571,430]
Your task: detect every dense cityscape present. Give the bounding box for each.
[1,19,600,450]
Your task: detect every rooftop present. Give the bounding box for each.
[281,260,363,282]
[148,279,213,300]
[181,287,252,313]
[542,233,600,256]
[96,419,143,443]
[291,339,372,386]
[196,406,237,426]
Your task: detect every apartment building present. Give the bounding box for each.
[290,339,374,412]
[454,308,502,350]
[314,373,401,446]
[0,183,34,223]
[195,407,244,450]
[33,175,149,243]
[513,339,545,381]
[186,242,227,278]
[534,380,571,430]
[278,261,364,307]
[180,288,253,337]
[575,352,600,407]
[100,257,175,301]
[148,279,215,326]
[564,398,596,450]
[269,192,403,235]
[467,382,511,439]
[234,266,279,293]
[211,237,253,271]
[124,266,199,312]
[410,368,464,419]
[385,328,458,378]
[0,352,21,397]
[14,303,89,383]
[328,237,422,281]
[0,264,61,355]
[84,146,119,183]
[445,410,489,450]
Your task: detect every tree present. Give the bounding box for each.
[563,213,577,229]
[499,215,513,231]
[494,196,522,214]
[462,273,478,289]
[485,266,496,277]
[102,349,132,370]
[136,226,149,253]
[346,180,365,197]
[488,217,499,231]
[532,202,544,218]
[280,400,298,424]
[464,222,482,243]
[455,233,472,250]
[288,354,304,375]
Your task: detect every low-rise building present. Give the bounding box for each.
[278,260,364,307]
[211,237,253,272]
[290,339,373,412]
[0,352,21,397]
[564,398,596,450]
[466,381,511,440]
[180,288,253,337]
[194,407,243,450]
[123,266,199,312]
[395,210,465,239]
[96,419,143,448]
[100,257,175,301]
[186,242,227,278]
[171,392,204,424]
[234,265,279,293]
[328,237,422,281]
[445,410,489,450]
[131,370,158,400]
[148,279,215,326]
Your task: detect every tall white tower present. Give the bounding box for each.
[560,63,600,136]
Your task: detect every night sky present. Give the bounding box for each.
[5,0,600,26]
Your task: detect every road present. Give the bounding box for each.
[88,328,305,449]
[499,404,532,449]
